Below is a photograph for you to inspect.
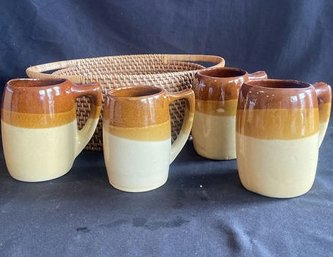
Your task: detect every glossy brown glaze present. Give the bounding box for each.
[104,86,169,128]
[194,67,267,115]
[104,85,195,141]
[194,67,247,102]
[236,79,332,139]
[1,108,76,128]
[313,82,332,123]
[237,109,319,139]
[1,78,102,128]
[238,80,318,109]
[3,79,75,113]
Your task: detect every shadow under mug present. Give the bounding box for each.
[192,67,267,160]
[1,78,102,182]
[236,79,332,198]
[103,85,195,192]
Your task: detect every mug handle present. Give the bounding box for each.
[71,83,102,157]
[313,82,332,147]
[167,89,195,163]
[248,71,268,81]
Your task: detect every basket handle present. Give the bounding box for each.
[163,54,225,68]
[26,55,225,82]
[26,59,84,83]
[167,88,195,163]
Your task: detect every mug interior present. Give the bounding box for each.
[109,86,163,98]
[247,80,310,89]
[198,67,246,78]
[8,79,66,88]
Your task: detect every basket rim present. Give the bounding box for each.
[53,62,205,79]
[26,54,225,83]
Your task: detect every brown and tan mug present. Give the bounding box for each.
[236,79,331,198]
[103,85,195,192]
[192,67,267,160]
[1,78,102,182]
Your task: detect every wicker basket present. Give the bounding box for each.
[26,54,225,151]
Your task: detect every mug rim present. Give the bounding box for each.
[244,79,312,90]
[107,85,164,99]
[196,67,247,80]
[7,78,67,88]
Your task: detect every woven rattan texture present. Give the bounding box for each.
[51,55,204,150]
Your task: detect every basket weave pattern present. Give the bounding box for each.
[26,54,225,151]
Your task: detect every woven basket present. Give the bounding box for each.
[26,54,225,151]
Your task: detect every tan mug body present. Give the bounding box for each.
[103,85,195,192]
[192,67,267,160]
[1,78,102,182]
[236,79,331,198]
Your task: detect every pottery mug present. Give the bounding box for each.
[191,67,267,160]
[1,78,102,182]
[103,85,195,192]
[236,79,331,198]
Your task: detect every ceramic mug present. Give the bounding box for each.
[103,85,195,192]
[236,79,331,198]
[1,78,102,182]
[192,67,267,160]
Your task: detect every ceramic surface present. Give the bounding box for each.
[1,78,102,182]
[236,79,331,198]
[192,67,267,160]
[103,85,195,192]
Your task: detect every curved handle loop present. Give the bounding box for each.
[313,82,332,147]
[71,83,102,157]
[167,89,195,163]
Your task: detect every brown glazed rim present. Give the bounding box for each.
[244,79,312,90]
[7,78,67,89]
[107,85,165,99]
[196,67,247,80]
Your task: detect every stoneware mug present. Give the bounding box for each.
[192,67,267,160]
[1,78,102,182]
[236,79,331,198]
[103,85,195,192]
